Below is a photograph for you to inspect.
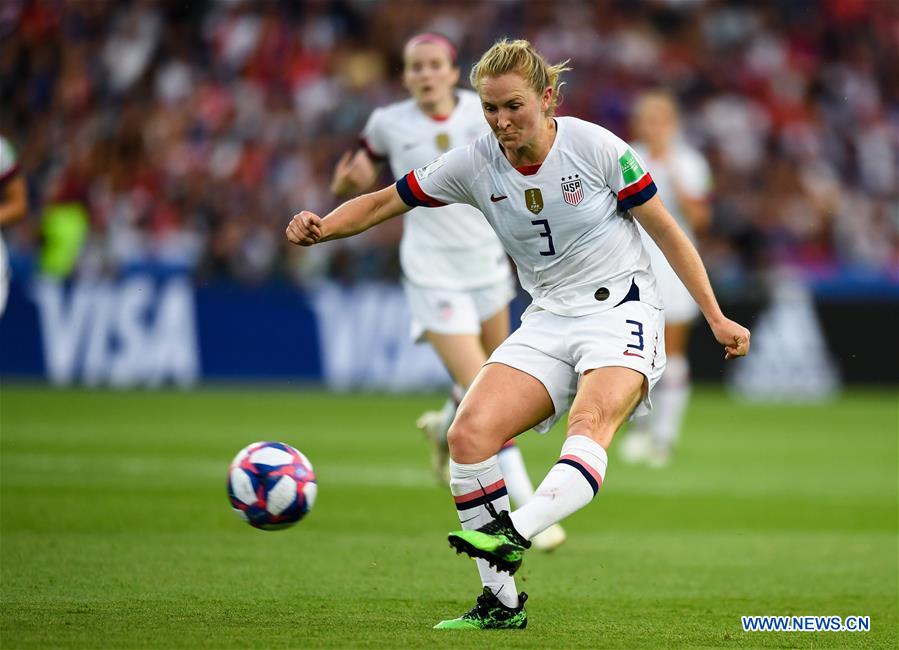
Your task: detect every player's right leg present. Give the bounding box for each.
[478,303,567,551]
[435,362,554,629]
[423,301,567,555]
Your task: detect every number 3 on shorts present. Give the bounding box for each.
[625,319,644,351]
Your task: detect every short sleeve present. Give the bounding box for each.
[0,136,19,184]
[597,132,658,212]
[395,146,474,209]
[359,109,388,162]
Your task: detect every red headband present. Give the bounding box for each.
[403,33,457,64]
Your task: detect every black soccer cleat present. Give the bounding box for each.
[433,587,528,629]
[447,509,531,574]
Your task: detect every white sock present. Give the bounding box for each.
[649,355,690,451]
[497,440,536,508]
[509,435,607,540]
[450,457,519,608]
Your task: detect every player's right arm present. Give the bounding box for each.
[293,146,473,246]
[286,185,410,246]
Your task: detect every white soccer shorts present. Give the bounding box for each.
[487,301,667,433]
[403,276,516,342]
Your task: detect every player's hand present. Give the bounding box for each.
[710,317,751,360]
[286,211,323,246]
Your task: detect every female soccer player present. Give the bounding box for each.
[619,91,713,467]
[288,39,750,630]
[330,33,566,552]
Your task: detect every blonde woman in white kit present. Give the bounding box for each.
[330,33,566,552]
[293,39,749,629]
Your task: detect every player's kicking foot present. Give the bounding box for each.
[531,523,567,552]
[433,587,528,629]
[448,509,531,574]
[416,410,450,485]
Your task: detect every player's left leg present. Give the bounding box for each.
[507,367,643,543]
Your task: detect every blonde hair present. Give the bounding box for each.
[470,39,571,116]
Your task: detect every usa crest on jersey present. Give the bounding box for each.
[561,175,584,206]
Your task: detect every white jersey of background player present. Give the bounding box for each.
[621,91,712,467]
[291,39,750,629]
[330,33,565,552]
[0,135,28,315]
[362,89,506,292]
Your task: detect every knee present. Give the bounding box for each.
[447,406,493,463]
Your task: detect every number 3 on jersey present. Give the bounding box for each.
[530,219,555,256]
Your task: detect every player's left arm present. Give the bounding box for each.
[632,195,750,359]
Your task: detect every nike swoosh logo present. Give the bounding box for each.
[459,515,479,524]
[490,194,507,202]
[623,350,644,358]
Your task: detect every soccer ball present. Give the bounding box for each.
[227,441,317,530]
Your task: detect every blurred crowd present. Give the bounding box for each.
[1,0,897,291]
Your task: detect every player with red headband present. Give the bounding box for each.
[330,31,567,553]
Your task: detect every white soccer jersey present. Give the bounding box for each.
[633,142,711,322]
[361,89,510,290]
[397,116,662,317]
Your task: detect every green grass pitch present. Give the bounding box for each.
[1,385,896,648]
